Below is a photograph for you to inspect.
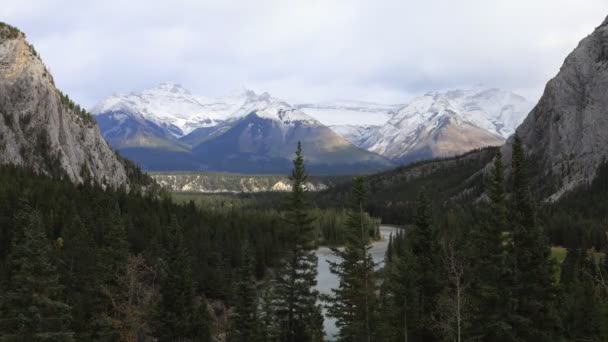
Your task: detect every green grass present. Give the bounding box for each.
[551,246,605,266]
[551,246,605,280]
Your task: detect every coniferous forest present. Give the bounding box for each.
[1,137,608,341]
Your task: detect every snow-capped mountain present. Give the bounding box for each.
[91,83,318,139]
[92,83,320,149]
[92,82,221,138]
[360,87,533,163]
[91,83,393,174]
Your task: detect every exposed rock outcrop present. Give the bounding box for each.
[503,16,608,200]
[0,23,127,187]
[151,172,337,193]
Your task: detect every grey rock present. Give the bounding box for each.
[0,29,127,187]
[502,16,608,200]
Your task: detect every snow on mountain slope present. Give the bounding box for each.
[91,82,221,137]
[91,83,318,139]
[362,87,533,162]
[329,124,378,146]
[295,100,400,126]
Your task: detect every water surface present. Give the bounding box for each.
[315,225,399,340]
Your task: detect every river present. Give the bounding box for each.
[315,225,399,340]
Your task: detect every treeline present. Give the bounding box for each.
[315,147,497,225]
[173,192,380,246]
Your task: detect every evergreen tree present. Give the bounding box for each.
[228,246,259,342]
[560,248,605,340]
[152,217,211,342]
[466,150,513,340]
[508,135,558,341]
[59,215,97,337]
[272,142,324,342]
[379,229,418,342]
[379,191,442,342]
[86,205,129,341]
[257,281,279,342]
[0,201,74,341]
[325,177,379,341]
[410,190,443,341]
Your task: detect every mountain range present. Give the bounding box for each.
[92,85,393,174]
[92,84,532,174]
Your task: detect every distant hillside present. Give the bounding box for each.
[317,147,498,223]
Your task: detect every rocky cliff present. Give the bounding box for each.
[0,23,127,187]
[503,16,608,200]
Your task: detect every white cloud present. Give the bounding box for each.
[2,0,607,108]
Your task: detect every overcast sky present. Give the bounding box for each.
[2,1,607,108]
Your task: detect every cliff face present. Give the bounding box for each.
[502,16,608,200]
[0,24,127,187]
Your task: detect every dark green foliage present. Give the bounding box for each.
[153,217,211,342]
[0,22,20,41]
[507,136,559,341]
[272,142,324,342]
[378,190,444,342]
[59,215,98,337]
[379,229,418,342]
[317,147,497,224]
[114,150,156,189]
[88,206,129,340]
[559,248,608,341]
[541,159,608,249]
[409,190,444,340]
[58,90,95,124]
[325,177,380,341]
[0,201,74,341]
[465,150,513,340]
[0,163,303,341]
[228,246,259,342]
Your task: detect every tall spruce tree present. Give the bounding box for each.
[272,142,324,342]
[153,217,211,342]
[228,246,259,342]
[410,190,443,341]
[325,177,379,341]
[508,135,558,341]
[0,201,74,341]
[466,150,513,340]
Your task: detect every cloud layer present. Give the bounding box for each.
[3,0,607,107]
